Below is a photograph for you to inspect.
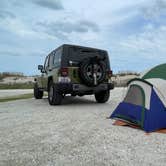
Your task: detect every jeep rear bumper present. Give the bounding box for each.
[55,83,114,94]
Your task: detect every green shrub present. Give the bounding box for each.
[116,71,140,76]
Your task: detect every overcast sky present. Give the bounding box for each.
[0,0,166,75]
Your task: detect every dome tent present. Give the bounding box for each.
[110,63,166,132]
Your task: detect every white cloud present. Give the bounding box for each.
[119,24,166,59]
[141,0,166,19]
[0,0,166,74]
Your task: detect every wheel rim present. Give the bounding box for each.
[49,85,54,101]
[96,65,102,79]
[86,64,103,81]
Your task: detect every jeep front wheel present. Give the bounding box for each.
[95,90,110,103]
[34,83,43,99]
[48,81,62,105]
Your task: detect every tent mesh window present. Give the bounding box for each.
[124,86,144,106]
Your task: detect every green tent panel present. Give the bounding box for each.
[142,63,166,80]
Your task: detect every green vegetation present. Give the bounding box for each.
[0,72,24,77]
[0,72,34,89]
[0,83,34,90]
[0,93,33,102]
[0,72,24,81]
[116,71,140,77]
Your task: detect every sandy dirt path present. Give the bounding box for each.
[0,88,166,166]
[0,89,33,98]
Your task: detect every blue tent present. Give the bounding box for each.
[110,64,166,132]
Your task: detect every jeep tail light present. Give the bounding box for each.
[60,68,68,77]
[108,70,113,77]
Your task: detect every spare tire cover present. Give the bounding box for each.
[79,58,107,86]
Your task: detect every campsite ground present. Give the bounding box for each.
[0,89,32,98]
[0,88,166,166]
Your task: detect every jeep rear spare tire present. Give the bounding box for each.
[79,58,106,86]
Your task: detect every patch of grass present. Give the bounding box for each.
[0,92,48,103]
[0,93,33,103]
[0,83,34,90]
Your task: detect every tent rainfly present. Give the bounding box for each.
[110,63,166,132]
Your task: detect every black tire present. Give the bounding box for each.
[95,90,110,103]
[34,84,43,99]
[79,58,107,87]
[48,81,62,105]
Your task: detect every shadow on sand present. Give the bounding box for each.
[42,96,101,106]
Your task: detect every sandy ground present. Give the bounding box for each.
[0,88,166,166]
[112,75,138,87]
[0,75,138,87]
[0,89,33,98]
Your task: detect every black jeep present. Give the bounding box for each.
[34,44,114,105]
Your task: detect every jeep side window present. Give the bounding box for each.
[48,54,53,70]
[53,49,61,68]
[44,56,49,71]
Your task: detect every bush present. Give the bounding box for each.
[116,71,140,77]
[0,75,3,81]
[0,72,24,79]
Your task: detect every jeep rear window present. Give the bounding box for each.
[68,47,107,62]
[67,47,109,68]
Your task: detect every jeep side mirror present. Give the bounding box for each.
[38,65,44,73]
[38,65,43,70]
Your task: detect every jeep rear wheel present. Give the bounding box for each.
[95,90,110,103]
[48,81,62,105]
[34,84,43,99]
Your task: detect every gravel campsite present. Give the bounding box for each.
[0,88,166,166]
